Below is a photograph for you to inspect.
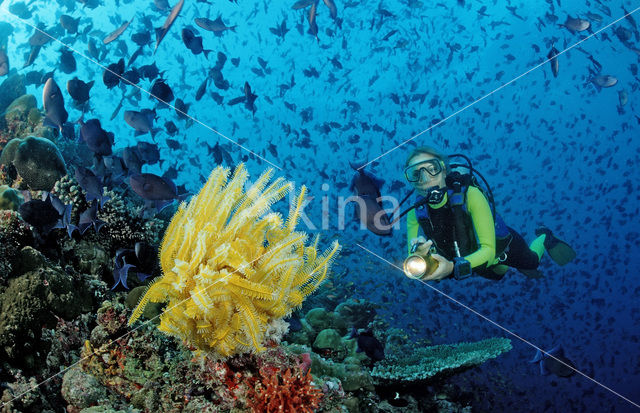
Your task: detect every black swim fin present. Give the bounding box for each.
[519,268,544,279]
[535,226,576,266]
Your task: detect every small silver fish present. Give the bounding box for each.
[618,89,628,106]
[562,16,590,33]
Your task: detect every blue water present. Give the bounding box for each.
[2,0,639,411]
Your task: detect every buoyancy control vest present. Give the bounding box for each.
[414,172,512,271]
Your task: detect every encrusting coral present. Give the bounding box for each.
[129,164,340,359]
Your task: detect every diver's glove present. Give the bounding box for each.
[409,236,430,256]
[421,250,454,281]
[410,239,454,281]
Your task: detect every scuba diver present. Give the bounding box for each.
[399,146,576,281]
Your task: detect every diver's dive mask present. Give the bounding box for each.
[404,159,444,183]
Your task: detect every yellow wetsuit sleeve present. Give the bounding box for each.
[464,186,496,268]
[406,208,419,256]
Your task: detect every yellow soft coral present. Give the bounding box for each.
[129,164,340,359]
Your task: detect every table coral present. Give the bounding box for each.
[371,337,513,383]
[129,164,340,359]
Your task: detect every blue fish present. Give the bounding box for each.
[530,345,576,377]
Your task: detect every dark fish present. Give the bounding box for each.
[79,118,113,155]
[124,109,158,136]
[60,14,80,34]
[150,78,174,105]
[153,0,170,11]
[547,45,559,77]
[155,0,185,53]
[9,1,32,19]
[67,77,94,103]
[74,166,110,207]
[623,7,637,30]
[209,68,229,90]
[269,18,289,39]
[136,141,160,164]
[530,346,576,377]
[48,193,76,237]
[139,62,160,80]
[29,24,51,47]
[42,78,68,132]
[194,16,237,35]
[87,38,100,59]
[307,0,319,40]
[207,142,223,164]
[77,202,105,234]
[103,16,134,45]
[110,249,136,290]
[195,77,208,101]
[127,46,145,67]
[59,48,76,74]
[122,147,143,174]
[24,69,44,86]
[19,197,61,234]
[60,15,80,34]
[352,329,385,362]
[166,138,181,149]
[323,0,338,20]
[103,58,125,89]
[129,173,177,211]
[122,68,141,85]
[292,0,315,9]
[174,98,190,119]
[165,120,178,135]
[0,48,9,76]
[181,27,211,57]
[243,81,258,114]
[131,31,152,46]
[23,46,41,69]
[110,91,126,121]
[349,162,392,236]
[102,155,127,181]
[211,91,224,105]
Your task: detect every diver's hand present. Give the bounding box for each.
[409,236,430,255]
[421,253,454,281]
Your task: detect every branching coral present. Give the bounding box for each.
[247,366,323,413]
[129,164,340,359]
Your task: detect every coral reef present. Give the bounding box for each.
[0,93,53,154]
[0,136,67,191]
[247,366,323,412]
[0,184,23,210]
[0,74,26,127]
[97,190,166,251]
[0,209,33,279]
[371,337,513,383]
[67,300,335,412]
[0,246,97,370]
[129,164,340,359]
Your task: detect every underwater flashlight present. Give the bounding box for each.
[403,243,439,279]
